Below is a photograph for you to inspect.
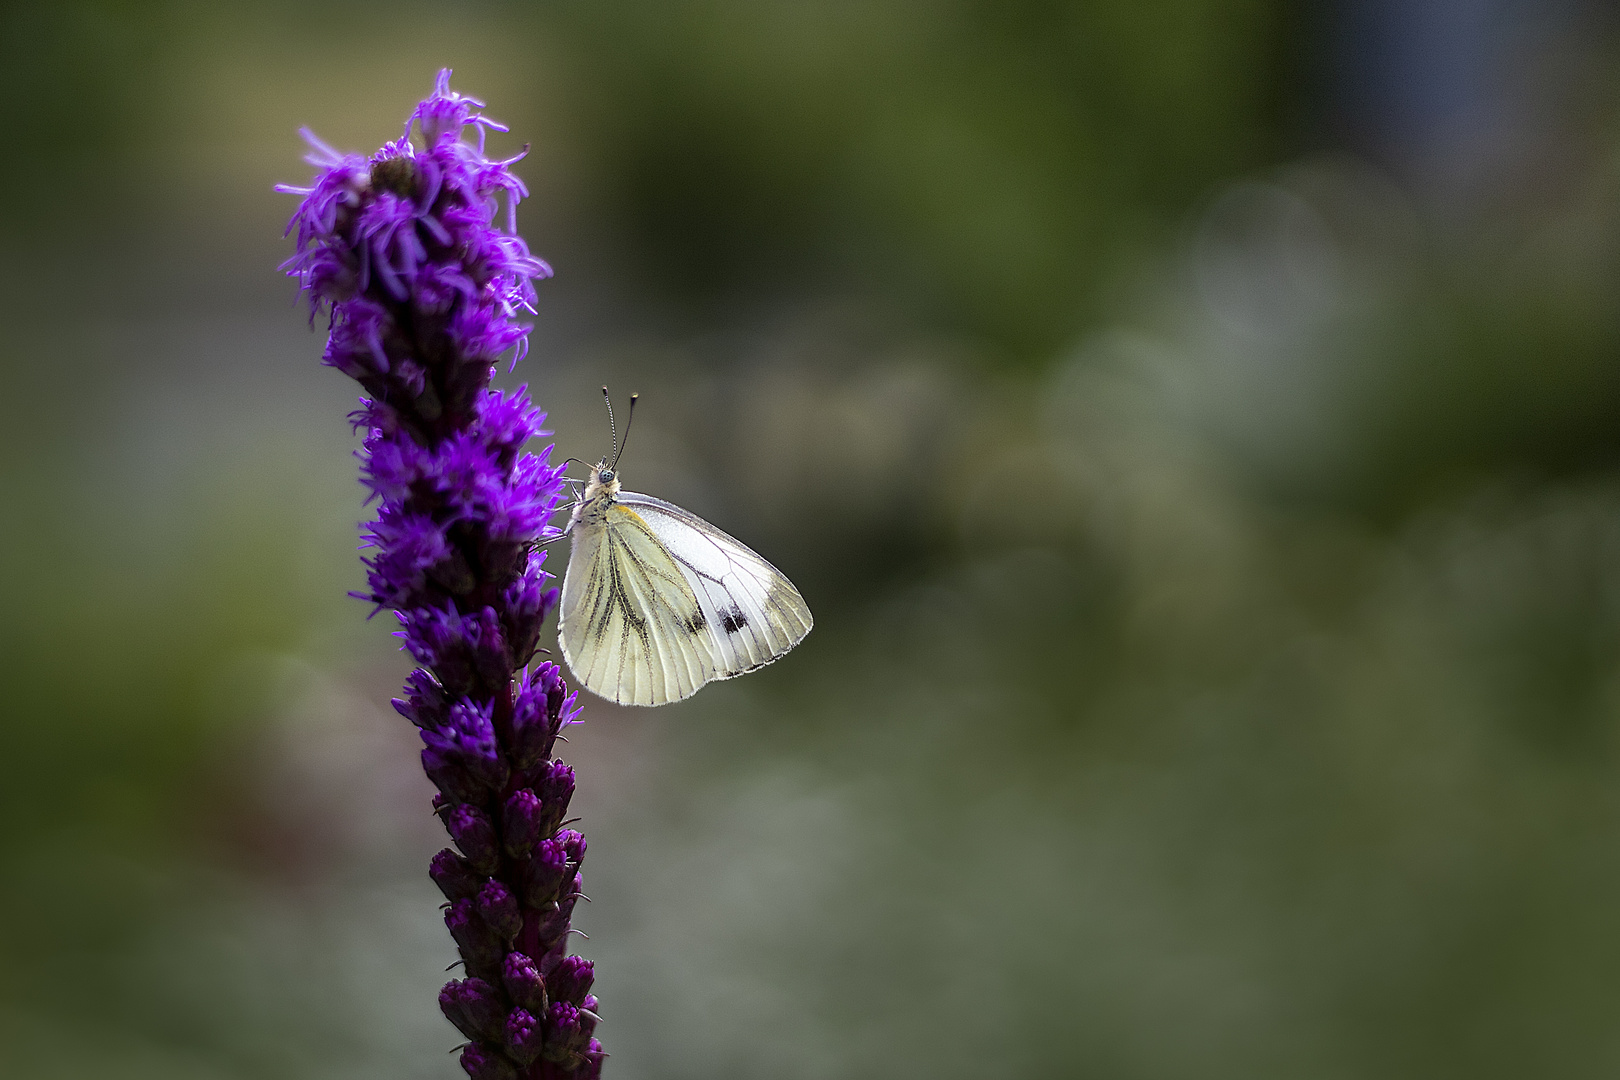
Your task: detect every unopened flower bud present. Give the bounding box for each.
[423,758,483,804]
[445,803,499,873]
[547,955,594,1005]
[470,606,513,688]
[541,1000,593,1063]
[536,891,578,954]
[475,878,522,942]
[502,789,547,857]
[522,836,569,907]
[502,567,554,670]
[422,700,508,793]
[505,1007,545,1065]
[557,828,587,867]
[511,663,566,768]
[446,897,504,967]
[581,1038,606,1079]
[459,1042,520,1080]
[392,668,449,728]
[439,977,505,1042]
[501,950,548,1014]
[533,760,575,814]
[428,848,482,901]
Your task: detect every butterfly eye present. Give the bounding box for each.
[599,469,615,483]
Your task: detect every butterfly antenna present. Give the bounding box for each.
[601,385,618,465]
[612,393,639,468]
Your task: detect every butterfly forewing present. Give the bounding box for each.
[616,492,813,680]
[559,505,718,706]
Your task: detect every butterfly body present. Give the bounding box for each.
[558,462,813,706]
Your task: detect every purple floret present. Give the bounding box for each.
[282,70,601,1077]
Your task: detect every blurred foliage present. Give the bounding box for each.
[5,1,1620,1078]
[535,0,1294,356]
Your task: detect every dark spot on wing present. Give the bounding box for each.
[721,608,748,634]
[686,608,707,634]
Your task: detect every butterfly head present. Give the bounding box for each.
[582,459,622,502]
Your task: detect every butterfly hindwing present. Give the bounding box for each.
[559,504,717,706]
[615,492,813,680]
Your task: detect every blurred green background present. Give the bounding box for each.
[5,1,1620,1076]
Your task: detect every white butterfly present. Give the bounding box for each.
[556,392,813,706]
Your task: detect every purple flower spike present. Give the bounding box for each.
[283,71,601,1076]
